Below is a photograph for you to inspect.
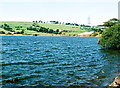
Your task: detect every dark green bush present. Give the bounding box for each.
[100,23,120,49]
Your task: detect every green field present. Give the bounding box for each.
[0,21,92,35]
[24,30,49,35]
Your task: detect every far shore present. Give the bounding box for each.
[0,34,101,37]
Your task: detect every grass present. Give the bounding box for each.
[0,21,92,35]
[38,23,80,30]
[24,30,49,35]
[0,21,33,30]
[0,28,10,33]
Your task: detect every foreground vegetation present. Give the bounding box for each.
[100,18,120,49]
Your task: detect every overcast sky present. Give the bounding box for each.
[0,0,119,25]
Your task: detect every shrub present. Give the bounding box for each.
[100,23,120,49]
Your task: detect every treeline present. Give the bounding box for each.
[27,26,61,34]
[27,23,61,34]
[33,20,88,27]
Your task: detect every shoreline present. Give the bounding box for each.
[0,34,100,37]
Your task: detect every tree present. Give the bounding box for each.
[21,30,25,34]
[44,28,49,33]
[2,24,13,31]
[103,18,119,27]
[54,29,60,34]
[48,29,54,33]
[100,22,120,49]
[56,29,59,33]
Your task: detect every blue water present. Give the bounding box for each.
[1,36,120,87]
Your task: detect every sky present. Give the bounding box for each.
[0,0,119,25]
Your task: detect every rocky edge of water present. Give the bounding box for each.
[109,75,120,88]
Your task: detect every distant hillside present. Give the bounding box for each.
[0,21,93,35]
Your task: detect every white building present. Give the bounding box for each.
[118,1,120,20]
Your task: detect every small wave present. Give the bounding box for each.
[87,64,97,67]
[43,54,53,57]
[0,51,5,54]
[51,47,58,49]
[3,74,41,83]
[10,48,18,51]
[2,62,28,66]
[2,61,50,66]
[45,50,51,52]
[64,66,72,68]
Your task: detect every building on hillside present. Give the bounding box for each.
[118,1,120,20]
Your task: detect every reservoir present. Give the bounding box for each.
[1,36,120,87]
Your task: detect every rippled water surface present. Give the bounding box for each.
[2,36,120,87]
